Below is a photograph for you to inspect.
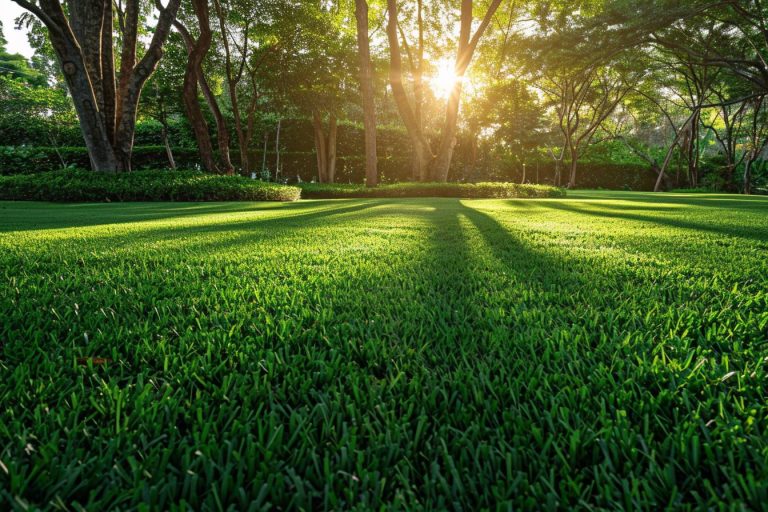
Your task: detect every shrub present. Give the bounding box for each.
[299,181,566,199]
[0,169,301,202]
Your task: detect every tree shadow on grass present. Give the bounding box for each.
[570,191,768,211]
[344,199,667,507]
[533,200,768,243]
[0,199,361,233]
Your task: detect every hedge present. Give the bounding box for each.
[0,170,301,202]
[299,182,566,199]
[0,170,568,203]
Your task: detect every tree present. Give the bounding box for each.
[354,0,378,187]
[173,0,237,174]
[741,96,768,194]
[539,61,636,188]
[279,0,356,183]
[12,0,181,171]
[386,0,502,182]
[141,45,188,170]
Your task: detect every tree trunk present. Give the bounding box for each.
[312,110,328,182]
[309,111,339,183]
[180,1,217,172]
[432,79,463,181]
[656,109,699,192]
[430,0,502,182]
[174,11,233,175]
[744,157,753,194]
[214,0,248,175]
[246,91,259,167]
[62,52,118,172]
[568,159,579,189]
[566,139,579,189]
[15,0,180,172]
[161,125,176,170]
[326,113,338,183]
[355,0,378,187]
[156,82,175,170]
[274,118,281,180]
[100,0,116,145]
[23,0,116,171]
[198,71,235,175]
[261,132,268,175]
[385,0,432,181]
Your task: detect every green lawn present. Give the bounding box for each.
[1,191,768,510]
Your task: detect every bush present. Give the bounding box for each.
[299,181,566,199]
[0,169,301,202]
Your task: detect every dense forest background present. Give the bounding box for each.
[2,0,767,192]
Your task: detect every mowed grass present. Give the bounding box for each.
[1,191,768,510]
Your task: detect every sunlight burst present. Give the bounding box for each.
[429,59,462,99]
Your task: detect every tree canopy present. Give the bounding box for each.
[5,0,768,192]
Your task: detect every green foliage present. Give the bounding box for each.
[0,76,77,148]
[0,26,47,87]
[0,146,202,174]
[299,181,566,199]
[1,192,767,509]
[0,170,300,202]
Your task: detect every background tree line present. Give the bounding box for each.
[3,0,768,192]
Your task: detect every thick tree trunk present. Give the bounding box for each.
[100,0,116,145]
[61,52,118,172]
[355,0,378,187]
[567,162,577,189]
[25,0,116,171]
[432,80,463,181]
[182,74,216,172]
[14,0,179,172]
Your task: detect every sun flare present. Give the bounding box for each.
[429,59,461,99]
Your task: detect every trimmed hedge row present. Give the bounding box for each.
[0,170,301,202]
[299,182,566,199]
[0,170,566,202]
